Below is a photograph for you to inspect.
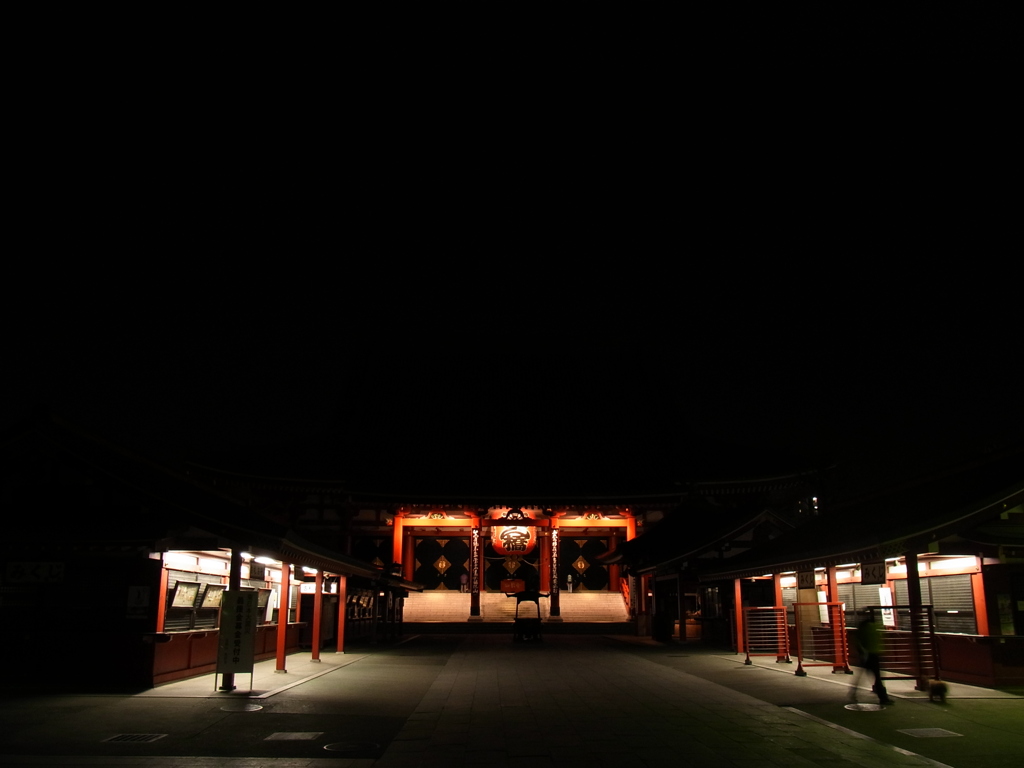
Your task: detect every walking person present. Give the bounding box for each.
[852,617,893,705]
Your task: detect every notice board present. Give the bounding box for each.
[217,590,258,674]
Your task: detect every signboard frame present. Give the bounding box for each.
[215,590,259,692]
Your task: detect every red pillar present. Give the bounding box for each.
[773,573,789,662]
[608,533,620,593]
[971,569,989,635]
[276,562,291,672]
[311,569,323,661]
[335,574,348,653]
[734,578,745,654]
[540,530,551,592]
[403,531,415,583]
[156,564,169,633]
[392,515,404,574]
[827,566,849,672]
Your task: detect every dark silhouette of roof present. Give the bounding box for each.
[693,443,1024,580]
[1,408,396,581]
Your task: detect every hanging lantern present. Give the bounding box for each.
[490,508,537,556]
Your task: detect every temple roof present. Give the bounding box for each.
[1,410,404,583]
[690,443,1024,580]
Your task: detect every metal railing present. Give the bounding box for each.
[861,605,940,682]
[793,601,850,676]
[743,607,791,664]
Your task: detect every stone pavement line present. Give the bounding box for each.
[784,707,955,768]
[249,655,371,700]
[136,652,371,699]
[371,635,940,768]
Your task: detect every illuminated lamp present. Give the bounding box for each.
[490,508,538,556]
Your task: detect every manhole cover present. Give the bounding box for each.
[103,734,167,743]
[845,703,886,711]
[220,703,263,712]
[266,732,323,741]
[898,728,963,738]
[324,742,382,752]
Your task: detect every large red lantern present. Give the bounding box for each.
[490,508,537,556]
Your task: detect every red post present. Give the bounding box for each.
[335,574,348,653]
[608,534,620,593]
[827,566,848,673]
[156,564,169,633]
[312,569,323,661]
[276,562,291,672]
[971,570,989,635]
[773,573,789,662]
[403,531,415,583]
[392,515,404,573]
[734,578,745,655]
[540,530,551,593]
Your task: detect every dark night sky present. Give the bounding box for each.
[6,8,1017,495]
[6,265,1019,496]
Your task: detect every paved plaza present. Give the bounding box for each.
[0,634,1021,767]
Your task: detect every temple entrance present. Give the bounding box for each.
[484,540,540,592]
[413,537,470,590]
[560,537,610,591]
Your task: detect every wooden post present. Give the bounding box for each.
[904,551,927,690]
[392,515,404,575]
[218,548,243,691]
[734,578,745,655]
[971,568,989,635]
[403,532,415,583]
[470,521,482,618]
[335,574,348,654]
[608,533,620,593]
[826,566,849,672]
[156,563,169,633]
[276,562,291,673]
[773,573,788,662]
[540,529,551,593]
[549,524,561,619]
[311,569,323,661]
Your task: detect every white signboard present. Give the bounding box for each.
[817,590,830,624]
[879,586,895,627]
[300,582,337,594]
[217,591,258,674]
